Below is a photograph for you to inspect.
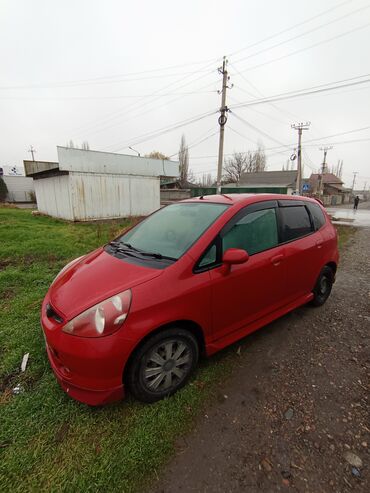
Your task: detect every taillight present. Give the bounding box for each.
[62,289,132,338]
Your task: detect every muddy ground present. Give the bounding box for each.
[153,227,369,492]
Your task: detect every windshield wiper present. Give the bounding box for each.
[109,240,141,252]
[138,251,177,261]
[108,241,176,261]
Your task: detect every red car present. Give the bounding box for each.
[41,194,338,405]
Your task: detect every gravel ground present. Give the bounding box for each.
[153,227,370,493]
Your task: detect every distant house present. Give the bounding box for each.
[227,170,298,195]
[308,173,350,205]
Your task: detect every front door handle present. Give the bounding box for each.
[271,254,284,266]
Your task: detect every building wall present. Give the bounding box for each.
[57,146,179,178]
[69,172,160,220]
[3,175,35,202]
[34,175,73,220]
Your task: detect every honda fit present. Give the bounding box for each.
[41,194,338,405]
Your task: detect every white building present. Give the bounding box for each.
[2,175,35,203]
[24,147,179,221]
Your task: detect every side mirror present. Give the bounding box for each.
[223,248,249,266]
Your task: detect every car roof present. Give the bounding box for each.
[182,193,321,207]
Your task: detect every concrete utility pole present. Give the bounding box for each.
[28,145,36,161]
[351,171,358,192]
[318,146,333,196]
[216,57,232,194]
[291,122,310,195]
[319,146,333,174]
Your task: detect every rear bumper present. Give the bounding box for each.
[46,344,125,406]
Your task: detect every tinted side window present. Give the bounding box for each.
[222,208,278,255]
[307,203,326,230]
[280,206,312,242]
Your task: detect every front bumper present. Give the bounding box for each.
[41,295,135,406]
[45,344,125,406]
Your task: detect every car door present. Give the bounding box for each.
[203,201,289,342]
[277,200,321,302]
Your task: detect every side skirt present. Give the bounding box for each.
[205,292,314,356]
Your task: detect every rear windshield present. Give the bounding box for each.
[118,202,229,260]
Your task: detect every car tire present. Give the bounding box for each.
[311,266,334,307]
[126,328,199,403]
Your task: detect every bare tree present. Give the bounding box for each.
[254,142,266,172]
[223,145,267,184]
[200,173,213,187]
[178,134,189,186]
[67,140,90,150]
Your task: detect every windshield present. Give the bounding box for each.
[116,202,229,260]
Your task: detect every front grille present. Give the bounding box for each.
[46,303,64,323]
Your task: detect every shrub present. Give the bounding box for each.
[0,177,8,202]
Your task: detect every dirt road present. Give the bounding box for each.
[154,227,369,493]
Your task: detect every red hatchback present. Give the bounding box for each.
[41,194,338,405]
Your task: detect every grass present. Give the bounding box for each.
[0,207,233,492]
[0,207,356,492]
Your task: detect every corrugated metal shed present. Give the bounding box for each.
[24,148,179,221]
[57,147,178,177]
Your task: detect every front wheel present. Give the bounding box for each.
[311,266,334,307]
[127,328,199,403]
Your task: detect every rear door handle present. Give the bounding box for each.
[271,254,284,266]
[316,240,323,249]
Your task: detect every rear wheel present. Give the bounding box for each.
[311,266,334,306]
[127,328,199,403]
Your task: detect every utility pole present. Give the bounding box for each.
[351,172,358,192]
[319,146,332,174]
[318,146,333,197]
[28,145,36,161]
[216,56,232,194]
[291,122,310,195]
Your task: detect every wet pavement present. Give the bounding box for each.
[326,203,370,228]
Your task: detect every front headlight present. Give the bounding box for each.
[62,289,132,338]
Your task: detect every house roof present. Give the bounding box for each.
[238,170,297,187]
[309,173,343,190]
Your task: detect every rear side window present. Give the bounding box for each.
[222,208,278,255]
[279,206,312,242]
[307,203,326,230]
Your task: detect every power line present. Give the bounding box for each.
[0,90,217,101]
[227,0,354,58]
[108,109,217,152]
[167,128,219,158]
[0,64,218,91]
[235,22,370,76]
[232,3,370,66]
[231,76,370,110]
[71,60,218,138]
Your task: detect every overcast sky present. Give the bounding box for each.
[1,0,369,188]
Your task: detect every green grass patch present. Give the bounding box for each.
[0,207,232,492]
[0,208,357,492]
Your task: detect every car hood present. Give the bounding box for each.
[49,247,163,320]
